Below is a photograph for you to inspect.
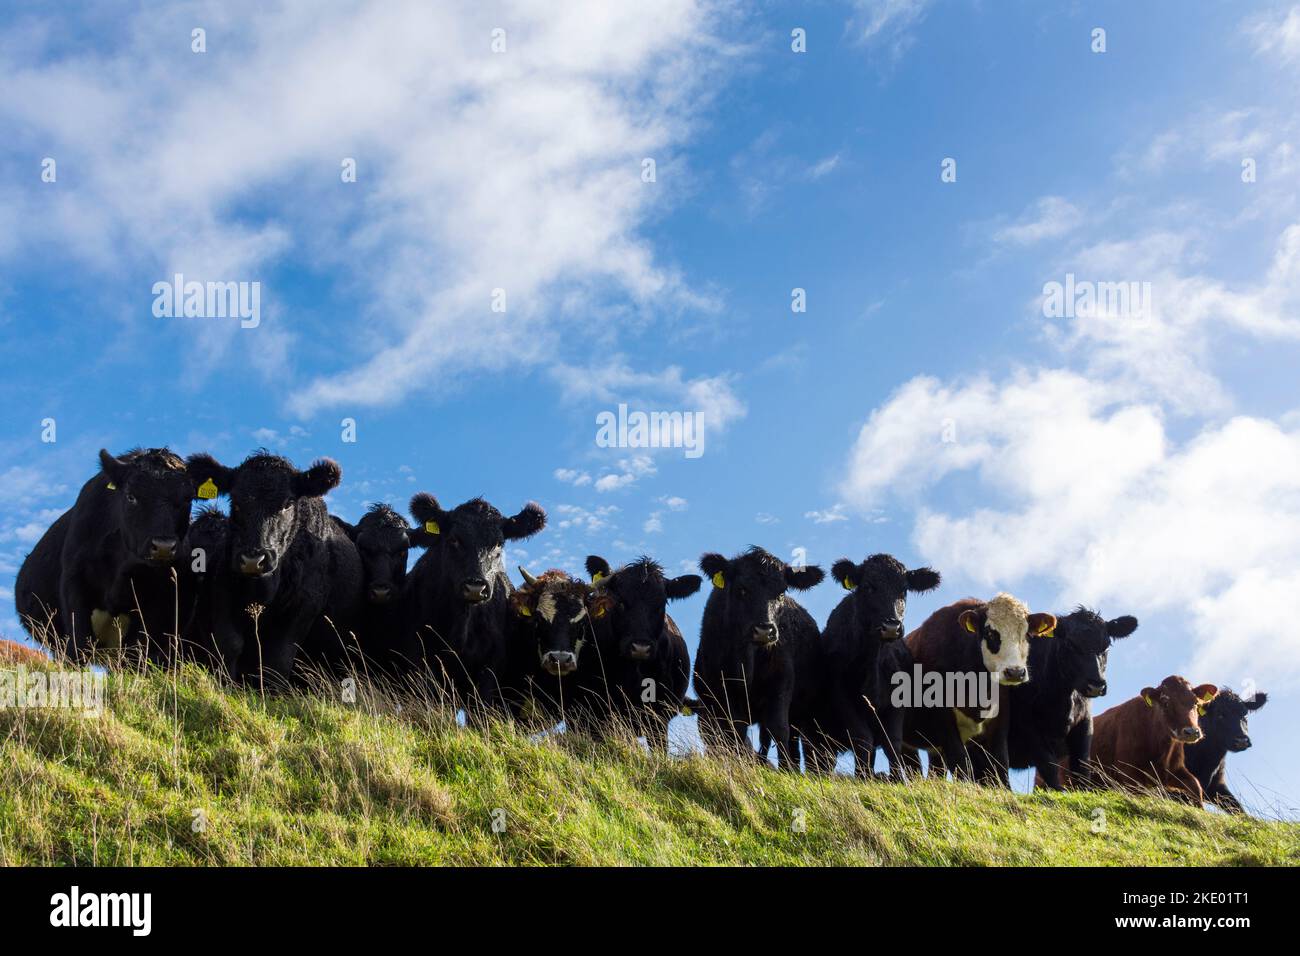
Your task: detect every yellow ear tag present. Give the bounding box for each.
[593,604,606,618]
[842,577,854,591]
[1197,704,1206,716]
[197,478,218,500]
[711,572,725,589]
[1143,695,1154,707]
[962,617,977,634]
[1040,627,1055,638]
[106,481,116,491]
[680,704,693,717]
[425,520,440,535]
[519,604,531,617]
[592,571,606,583]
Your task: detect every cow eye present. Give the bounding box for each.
[126,491,138,505]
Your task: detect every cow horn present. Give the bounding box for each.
[518,566,539,587]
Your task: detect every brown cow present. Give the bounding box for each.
[1086,675,1218,804]
[0,638,51,665]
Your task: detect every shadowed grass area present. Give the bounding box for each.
[0,663,1296,865]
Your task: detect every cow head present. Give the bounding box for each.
[1048,607,1139,698]
[699,547,824,647]
[1140,676,1219,743]
[510,568,592,677]
[408,493,545,606]
[182,505,228,579]
[957,593,1055,686]
[832,554,940,642]
[1196,688,1266,753]
[97,447,195,565]
[184,451,341,578]
[350,504,411,605]
[585,555,701,661]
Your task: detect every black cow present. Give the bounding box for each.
[1183,689,1267,813]
[184,451,362,687]
[692,547,824,769]
[581,554,700,751]
[970,607,1138,789]
[400,492,546,716]
[503,567,595,724]
[332,503,412,675]
[176,505,239,675]
[14,510,70,646]
[16,448,197,662]
[803,554,940,777]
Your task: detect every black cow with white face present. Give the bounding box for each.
[1183,689,1267,813]
[580,555,700,750]
[17,448,197,662]
[401,492,546,714]
[503,568,595,724]
[332,503,412,674]
[693,547,824,768]
[970,607,1138,788]
[804,554,940,777]
[184,450,363,686]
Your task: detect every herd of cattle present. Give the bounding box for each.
[9,447,1268,813]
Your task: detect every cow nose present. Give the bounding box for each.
[368,585,392,604]
[238,551,269,576]
[880,618,903,639]
[1000,666,1028,685]
[1085,680,1107,698]
[1233,735,1251,751]
[462,579,490,603]
[1179,726,1203,742]
[150,537,178,561]
[752,623,778,644]
[627,641,653,660]
[542,651,578,674]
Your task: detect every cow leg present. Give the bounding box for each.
[1207,782,1244,814]
[1159,767,1205,806]
[1065,719,1094,788]
[1035,759,1064,791]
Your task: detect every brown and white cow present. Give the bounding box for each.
[1086,675,1218,804]
[898,593,1056,779]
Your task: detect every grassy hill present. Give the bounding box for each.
[0,662,1295,866]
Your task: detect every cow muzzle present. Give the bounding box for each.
[1177,726,1203,743]
[1083,680,1107,698]
[148,537,179,563]
[368,585,393,604]
[541,650,578,676]
[999,666,1028,686]
[461,579,490,603]
[238,551,272,576]
[877,619,903,641]
[751,623,778,646]
[1230,735,1251,752]
[626,641,654,660]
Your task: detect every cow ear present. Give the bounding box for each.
[1246,692,1268,711]
[587,591,614,619]
[509,587,536,619]
[97,449,128,491]
[1106,615,1139,638]
[1140,687,1158,707]
[585,555,612,583]
[906,567,941,593]
[1027,612,1057,637]
[785,564,825,591]
[1193,684,1219,704]
[831,559,859,591]
[666,574,702,600]
[333,516,359,543]
[407,527,436,549]
[293,458,342,498]
[958,609,981,635]
[184,453,234,498]
[409,492,444,533]
[503,502,546,541]
[700,553,728,588]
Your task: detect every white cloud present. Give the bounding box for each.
[552,503,620,534]
[805,504,849,524]
[643,513,663,533]
[594,455,656,493]
[553,468,592,487]
[756,512,779,525]
[806,153,842,180]
[1246,6,1300,66]
[660,495,688,511]
[992,196,1081,246]
[850,0,933,58]
[0,1,737,412]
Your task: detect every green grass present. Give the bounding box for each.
[1,663,1296,865]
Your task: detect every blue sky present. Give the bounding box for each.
[2,1,1299,815]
